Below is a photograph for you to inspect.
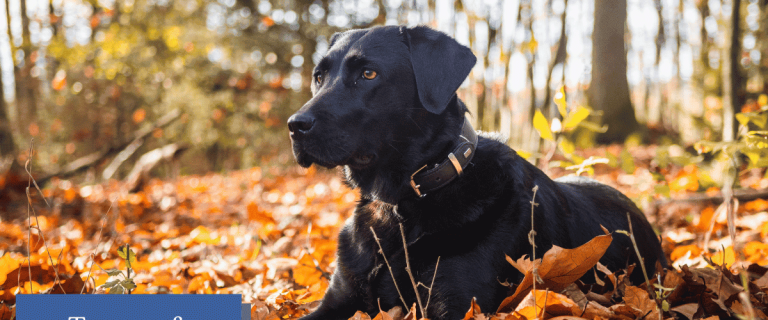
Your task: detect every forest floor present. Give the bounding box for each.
[1,145,768,320]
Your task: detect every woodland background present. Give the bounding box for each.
[2,0,768,319]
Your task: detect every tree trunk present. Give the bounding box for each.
[15,0,38,127]
[541,0,568,117]
[589,0,640,143]
[0,79,17,164]
[722,0,741,142]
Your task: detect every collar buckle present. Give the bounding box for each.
[410,164,428,197]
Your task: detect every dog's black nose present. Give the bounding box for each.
[288,113,315,138]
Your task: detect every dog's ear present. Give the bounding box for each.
[405,26,477,114]
[329,31,347,48]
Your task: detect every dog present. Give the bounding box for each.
[288,25,665,320]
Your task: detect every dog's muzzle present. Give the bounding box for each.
[287,113,315,140]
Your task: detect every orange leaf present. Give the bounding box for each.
[293,253,324,287]
[51,70,67,91]
[694,206,717,231]
[710,246,736,267]
[403,303,418,320]
[132,109,146,123]
[505,254,540,274]
[623,286,659,320]
[744,199,768,212]
[372,304,398,320]
[497,233,613,313]
[189,226,219,245]
[349,311,372,320]
[670,244,702,262]
[0,253,20,285]
[247,202,275,224]
[762,220,768,239]
[462,297,481,320]
[514,290,580,319]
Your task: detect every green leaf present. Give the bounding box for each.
[563,107,590,130]
[105,268,122,276]
[118,245,137,268]
[554,86,567,118]
[744,149,762,166]
[655,185,671,198]
[735,112,768,128]
[558,138,575,156]
[533,110,554,141]
[620,150,635,174]
[120,279,136,291]
[577,120,608,133]
[109,285,124,294]
[572,154,585,165]
[605,151,619,168]
[736,113,751,126]
[102,280,119,289]
[516,150,533,159]
[752,113,767,128]
[697,172,717,189]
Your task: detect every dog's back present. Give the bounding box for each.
[555,175,666,283]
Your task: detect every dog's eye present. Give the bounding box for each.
[362,70,377,80]
[315,74,323,84]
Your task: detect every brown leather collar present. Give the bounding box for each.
[409,118,478,197]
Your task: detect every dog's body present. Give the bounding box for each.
[288,25,665,320]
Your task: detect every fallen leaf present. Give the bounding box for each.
[514,290,579,319]
[622,286,659,320]
[497,233,613,313]
[463,297,482,320]
[403,303,417,320]
[671,303,699,320]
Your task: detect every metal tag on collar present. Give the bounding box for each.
[448,153,463,176]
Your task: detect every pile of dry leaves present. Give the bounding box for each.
[1,146,768,320]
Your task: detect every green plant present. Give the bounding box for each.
[695,95,768,169]
[533,86,608,175]
[98,245,137,294]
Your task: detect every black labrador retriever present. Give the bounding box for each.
[288,25,665,320]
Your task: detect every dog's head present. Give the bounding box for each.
[288,25,476,201]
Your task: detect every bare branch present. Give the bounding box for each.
[370,227,409,310]
[399,224,426,317]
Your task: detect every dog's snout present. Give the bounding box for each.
[288,113,315,138]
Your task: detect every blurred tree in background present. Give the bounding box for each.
[0,0,766,186]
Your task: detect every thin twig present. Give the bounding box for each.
[25,142,34,293]
[25,140,65,294]
[423,257,440,313]
[625,212,664,320]
[529,185,540,308]
[724,156,738,253]
[539,289,550,319]
[81,202,112,294]
[738,272,756,320]
[126,244,132,294]
[625,213,652,293]
[370,227,408,310]
[399,224,426,318]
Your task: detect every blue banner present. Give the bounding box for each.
[16,294,244,320]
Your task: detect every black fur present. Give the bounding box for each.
[287,25,666,320]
